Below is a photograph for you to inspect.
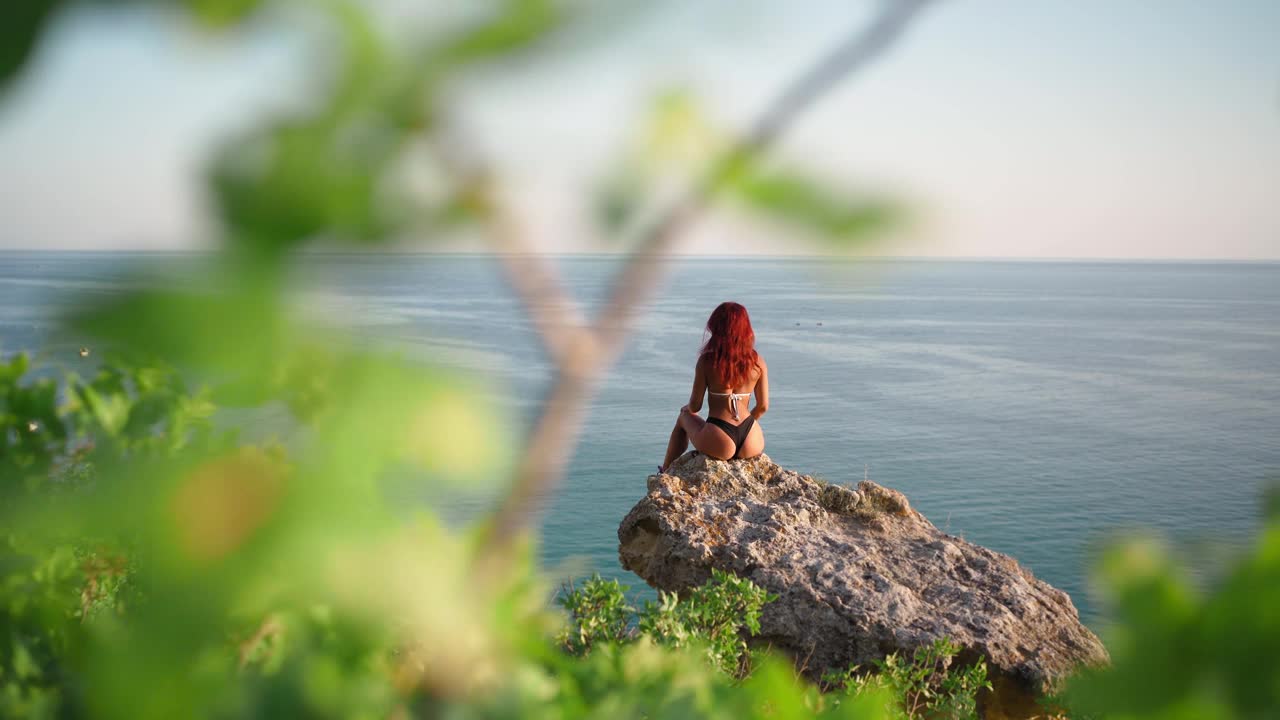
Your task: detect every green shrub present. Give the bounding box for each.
[558,575,635,653]
[557,570,991,716]
[1058,508,1280,720]
[639,569,778,676]
[559,569,776,678]
[822,638,990,720]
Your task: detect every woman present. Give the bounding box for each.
[660,301,769,471]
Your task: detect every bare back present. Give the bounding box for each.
[702,359,764,424]
[663,343,771,468]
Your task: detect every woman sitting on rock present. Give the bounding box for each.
[660,301,769,472]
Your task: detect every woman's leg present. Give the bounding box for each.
[661,418,688,471]
[663,406,710,470]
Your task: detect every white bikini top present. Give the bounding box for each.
[709,390,751,420]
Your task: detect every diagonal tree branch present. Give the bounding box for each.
[479,0,936,558]
[437,134,594,369]
[476,178,594,368]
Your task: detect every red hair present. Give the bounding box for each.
[701,302,758,389]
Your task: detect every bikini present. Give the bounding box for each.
[706,390,756,459]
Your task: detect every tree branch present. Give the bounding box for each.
[437,132,593,368]
[479,181,593,368]
[480,0,935,557]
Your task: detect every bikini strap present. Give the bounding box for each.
[709,389,750,420]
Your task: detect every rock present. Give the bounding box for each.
[618,451,1109,712]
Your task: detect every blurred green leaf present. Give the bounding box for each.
[75,382,131,436]
[177,0,267,28]
[1263,479,1280,523]
[594,166,646,234]
[597,90,905,251]
[204,1,410,255]
[0,351,32,384]
[211,116,405,253]
[438,0,563,65]
[0,1,64,97]
[1062,522,1280,720]
[1196,522,1280,716]
[725,166,903,246]
[1066,538,1200,716]
[64,284,290,376]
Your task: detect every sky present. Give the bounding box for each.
[0,0,1277,259]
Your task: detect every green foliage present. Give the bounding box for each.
[0,1,64,96]
[557,570,992,717]
[0,335,872,718]
[0,535,84,718]
[0,348,219,501]
[437,0,563,66]
[639,569,778,676]
[823,638,990,720]
[178,0,268,28]
[595,90,905,252]
[1059,514,1280,720]
[558,575,634,653]
[559,570,776,678]
[1,0,273,101]
[724,166,903,247]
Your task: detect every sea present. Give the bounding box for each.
[4,251,1279,628]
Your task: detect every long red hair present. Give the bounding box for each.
[701,302,758,389]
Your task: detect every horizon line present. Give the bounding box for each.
[2,248,1279,265]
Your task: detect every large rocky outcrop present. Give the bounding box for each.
[618,452,1108,715]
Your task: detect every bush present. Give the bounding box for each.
[560,569,776,677]
[1058,510,1280,720]
[558,575,634,653]
[558,569,994,718]
[639,569,777,676]
[822,638,990,720]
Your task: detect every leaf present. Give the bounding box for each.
[122,393,177,435]
[64,285,289,376]
[725,166,903,246]
[75,383,131,437]
[210,116,404,252]
[0,1,63,98]
[0,351,31,385]
[177,0,268,28]
[12,639,41,680]
[439,0,563,65]
[204,2,411,254]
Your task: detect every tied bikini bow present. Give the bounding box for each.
[709,389,750,420]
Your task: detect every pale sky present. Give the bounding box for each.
[1,0,1277,259]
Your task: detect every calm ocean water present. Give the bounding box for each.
[4,251,1279,627]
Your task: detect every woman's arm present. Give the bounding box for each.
[750,357,769,420]
[687,354,707,413]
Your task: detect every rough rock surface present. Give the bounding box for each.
[618,452,1108,703]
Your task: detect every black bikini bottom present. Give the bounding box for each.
[706,416,756,459]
